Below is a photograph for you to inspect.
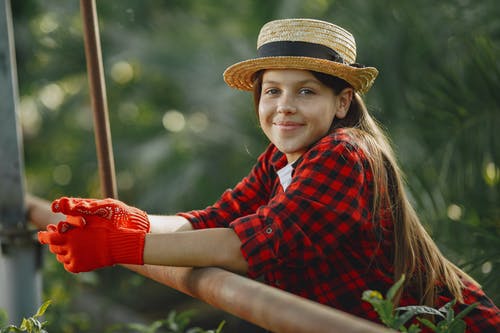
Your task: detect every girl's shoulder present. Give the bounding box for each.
[327,127,355,141]
[310,128,368,157]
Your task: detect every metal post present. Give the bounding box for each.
[0,0,41,324]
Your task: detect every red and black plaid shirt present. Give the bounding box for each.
[180,128,500,332]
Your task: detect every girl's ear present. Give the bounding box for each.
[335,88,354,119]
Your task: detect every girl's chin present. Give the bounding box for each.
[275,144,306,159]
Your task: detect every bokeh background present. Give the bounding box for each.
[9,0,499,331]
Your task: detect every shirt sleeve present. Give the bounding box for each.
[177,144,278,229]
[230,136,373,278]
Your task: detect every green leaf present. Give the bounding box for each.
[165,309,197,332]
[34,301,51,318]
[19,318,30,330]
[436,320,450,332]
[1,325,24,333]
[362,288,398,328]
[214,320,225,333]
[146,321,163,333]
[453,302,479,322]
[185,328,207,333]
[439,299,457,322]
[449,319,467,333]
[396,305,446,318]
[417,318,437,331]
[124,323,148,331]
[393,310,417,329]
[28,317,41,331]
[386,274,405,302]
[407,324,422,333]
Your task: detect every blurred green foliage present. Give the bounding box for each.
[7,0,499,331]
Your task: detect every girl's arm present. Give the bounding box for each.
[148,214,194,233]
[28,194,248,273]
[144,227,248,274]
[147,215,249,273]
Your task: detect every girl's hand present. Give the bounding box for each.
[38,215,146,273]
[51,197,150,232]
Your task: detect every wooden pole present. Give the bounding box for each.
[125,265,394,333]
[80,0,117,199]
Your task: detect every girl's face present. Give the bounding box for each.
[258,69,352,162]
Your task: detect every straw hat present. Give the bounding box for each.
[223,18,378,94]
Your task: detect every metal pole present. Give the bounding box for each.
[80,0,117,199]
[0,0,41,324]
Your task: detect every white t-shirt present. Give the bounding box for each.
[276,162,294,191]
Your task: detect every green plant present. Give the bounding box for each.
[409,299,478,333]
[105,310,225,333]
[0,301,51,333]
[362,275,478,333]
[2,301,224,333]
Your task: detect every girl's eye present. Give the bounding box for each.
[299,88,315,95]
[263,88,280,95]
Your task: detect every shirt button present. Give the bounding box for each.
[265,227,273,234]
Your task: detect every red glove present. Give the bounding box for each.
[38,215,146,273]
[51,197,150,232]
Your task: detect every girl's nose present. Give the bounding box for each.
[276,95,297,114]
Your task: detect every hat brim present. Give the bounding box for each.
[223,56,378,94]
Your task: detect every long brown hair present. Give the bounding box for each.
[252,70,478,306]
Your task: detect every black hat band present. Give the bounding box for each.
[257,41,345,64]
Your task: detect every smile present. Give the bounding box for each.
[273,120,304,129]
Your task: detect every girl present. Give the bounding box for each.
[37,18,499,331]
